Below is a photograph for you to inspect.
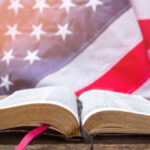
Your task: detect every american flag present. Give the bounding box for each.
[0,0,150,97]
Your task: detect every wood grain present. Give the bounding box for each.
[0,133,150,150]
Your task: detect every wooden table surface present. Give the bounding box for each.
[0,131,150,150]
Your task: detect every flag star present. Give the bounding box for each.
[30,24,46,41]
[33,0,50,13]
[1,49,15,66]
[86,0,103,12]
[7,0,24,15]
[24,50,41,65]
[59,0,76,14]
[5,24,21,40]
[55,23,72,41]
[0,75,13,91]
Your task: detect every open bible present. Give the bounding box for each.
[0,86,150,138]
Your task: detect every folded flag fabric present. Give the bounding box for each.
[127,0,150,97]
[0,0,149,97]
[131,0,150,47]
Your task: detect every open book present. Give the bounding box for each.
[0,86,150,137]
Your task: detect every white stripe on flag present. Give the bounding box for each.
[36,9,143,91]
[130,0,150,19]
[134,79,150,98]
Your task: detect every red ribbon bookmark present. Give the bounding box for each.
[15,125,49,150]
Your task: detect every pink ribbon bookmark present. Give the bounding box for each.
[15,125,49,150]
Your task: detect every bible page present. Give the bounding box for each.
[79,90,150,125]
[0,86,79,121]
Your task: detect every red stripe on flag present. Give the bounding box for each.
[139,20,150,48]
[76,41,150,96]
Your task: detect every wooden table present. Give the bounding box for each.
[0,131,150,150]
